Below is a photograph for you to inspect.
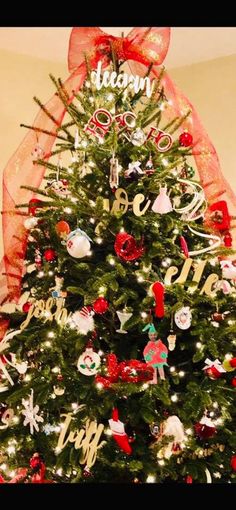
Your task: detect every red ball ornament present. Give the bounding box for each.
[186,475,193,484]
[231,455,236,471]
[205,366,222,380]
[93,297,109,314]
[43,249,57,262]
[22,302,32,313]
[230,358,236,368]
[55,220,70,237]
[179,132,193,147]
[30,453,43,471]
[57,374,63,381]
[194,422,216,439]
[28,198,42,216]
[223,231,232,248]
[231,377,236,387]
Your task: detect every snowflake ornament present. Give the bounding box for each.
[21,389,44,434]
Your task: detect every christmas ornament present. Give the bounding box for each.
[108,408,132,455]
[194,415,216,439]
[109,155,122,189]
[173,179,205,223]
[92,60,153,98]
[22,302,32,313]
[208,200,231,232]
[43,249,57,262]
[174,306,192,330]
[53,386,65,396]
[220,260,236,279]
[85,108,113,139]
[157,415,185,459]
[143,327,168,382]
[179,132,193,147]
[150,422,159,437]
[211,312,225,323]
[124,161,144,179]
[24,217,38,230]
[223,231,232,247]
[28,198,42,216]
[203,358,226,379]
[21,389,44,434]
[167,332,176,351]
[77,342,101,376]
[152,186,172,214]
[70,306,95,335]
[151,281,165,318]
[180,235,189,258]
[231,377,236,387]
[31,143,45,160]
[214,279,232,295]
[145,155,155,176]
[51,275,67,298]
[130,128,146,146]
[93,297,109,314]
[35,248,42,269]
[146,126,173,152]
[0,407,14,430]
[47,179,70,197]
[0,329,27,387]
[186,475,193,484]
[66,228,92,258]
[83,466,92,478]
[223,357,236,372]
[116,310,133,333]
[230,455,236,471]
[55,220,70,239]
[114,232,144,261]
[187,225,221,257]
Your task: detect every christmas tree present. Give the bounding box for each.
[0,27,236,484]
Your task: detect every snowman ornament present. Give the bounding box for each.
[66,228,92,258]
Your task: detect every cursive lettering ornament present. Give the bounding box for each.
[164,257,219,297]
[91,60,155,98]
[20,297,72,331]
[57,413,106,469]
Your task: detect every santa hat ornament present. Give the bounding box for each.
[69,306,95,335]
[108,408,132,455]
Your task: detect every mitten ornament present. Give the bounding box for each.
[108,408,132,455]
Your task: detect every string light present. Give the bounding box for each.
[99,286,106,294]
[158,460,165,466]
[64,207,72,214]
[213,402,219,409]
[44,340,52,348]
[98,350,104,356]
[0,464,7,471]
[137,275,144,282]
[90,217,95,224]
[171,394,178,402]
[95,237,103,244]
[48,270,54,276]
[185,428,192,435]
[56,468,63,476]
[7,445,16,455]
[48,331,55,338]
[71,403,78,410]
[37,271,44,278]
[109,258,115,265]
[104,428,113,436]
[146,474,156,483]
[12,416,19,424]
[196,342,202,349]
[141,312,147,318]
[173,228,179,234]
[24,374,31,382]
[170,366,176,373]
[81,141,88,148]
[162,158,169,167]
[52,366,60,374]
[96,382,103,390]
[179,371,185,377]
[142,383,149,390]
[225,353,233,360]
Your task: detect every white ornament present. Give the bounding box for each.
[157,415,185,459]
[130,128,146,146]
[53,386,65,396]
[66,228,92,258]
[21,389,44,434]
[220,260,236,280]
[0,329,26,386]
[116,311,133,334]
[174,306,192,330]
[77,347,101,376]
[69,307,95,335]
[24,217,38,230]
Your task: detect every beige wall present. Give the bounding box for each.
[0,49,236,258]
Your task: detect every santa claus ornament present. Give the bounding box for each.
[69,306,95,335]
[220,260,236,280]
[108,408,132,455]
[157,415,185,459]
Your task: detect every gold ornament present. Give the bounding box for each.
[20,297,72,331]
[164,257,219,297]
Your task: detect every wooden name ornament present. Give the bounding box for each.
[20,298,72,331]
[164,257,219,297]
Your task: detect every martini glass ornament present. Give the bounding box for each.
[116,311,133,334]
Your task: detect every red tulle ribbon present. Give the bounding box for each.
[95,353,154,388]
[1,26,236,341]
[0,453,54,484]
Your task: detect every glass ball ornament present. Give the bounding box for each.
[43,249,57,262]
[93,297,109,314]
[130,128,146,146]
[179,132,193,147]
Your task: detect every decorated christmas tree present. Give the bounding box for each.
[0,27,236,484]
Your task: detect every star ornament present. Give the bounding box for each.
[21,389,44,434]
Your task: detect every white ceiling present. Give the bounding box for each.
[0,27,236,69]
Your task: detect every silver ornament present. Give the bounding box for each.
[130,128,146,146]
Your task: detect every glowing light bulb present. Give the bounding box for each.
[109,258,115,266]
[81,140,88,148]
[48,331,55,338]
[170,366,175,373]
[64,207,72,214]
[38,271,44,278]
[48,271,54,276]
[185,428,192,435]
[141,312,147,318]
[225,353,232,360]
[162,158,169,167]
[137,276,144,282]
[105,428,113,436]
[142,383,149,390]
[71,403,78,410]
[179,371,185,377]
[7,446,15,455]
[196,342,202,349]
[90,217,95,224]
[146,475,156,483]
[95,237,103,244]
[96,382,103,390]
[171,394,178,402]
[158,460,165,466]
[52,366,60,374]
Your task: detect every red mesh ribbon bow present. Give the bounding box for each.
[1,26,236,341]
[95,353,154,388]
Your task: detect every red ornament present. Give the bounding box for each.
[55,220,70,237]
[30,453,43,471]
[57,374,63,381]
[22,302,32,313]
[194,421,216,439]
[43,249,57,262]
[223,231,232,248]
[28,198,42,216]
[186,475,193,484]
[93,297,109,314]
[208,200,231,232]
[114,232,144,261]
[231,455,236,471]
[180,235,189,258]
[179,132,193,147]
[230,358,236,368]
[151,281,165,318]
[205,366,222,380]
[231,377,236,387]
